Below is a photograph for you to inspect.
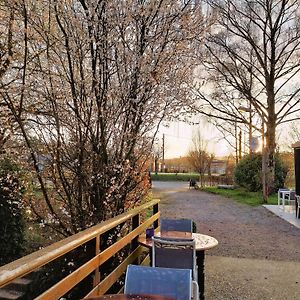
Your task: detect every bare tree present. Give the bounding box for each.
[288,122,300,145]
[152,138,164,174]
[188,131,212,186]
[0,1,17,152]
[191,0,300,201]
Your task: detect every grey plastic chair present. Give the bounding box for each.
[277,188,290,206]
[124,264,192,300]
[288,191,296,206]
[160,218,193,233]
[152,236,199,300]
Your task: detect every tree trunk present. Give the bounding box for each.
[265,121,276,198]
[199,173,203,187]
[154,157,159,174]
[264,87,276,202]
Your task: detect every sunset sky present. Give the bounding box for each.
[158,120,232,159]
[158,119,296,159]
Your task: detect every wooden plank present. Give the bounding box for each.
[35,257,99,300]
[98,213,159,266]
[0,199,160,288]
[34,212,160,300]
[140,255,150,266]
[84,247,144,298]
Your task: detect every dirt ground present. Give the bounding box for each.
[152,181,300,300]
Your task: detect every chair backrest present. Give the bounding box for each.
[152,236,197,280]
[290,191,296,200]
[124,264,192,300]
[160,218,193,233]
[278,188,290,200]
[295,195,300,218]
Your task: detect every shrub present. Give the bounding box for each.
[0,158,25,266]
[234,153,288,192]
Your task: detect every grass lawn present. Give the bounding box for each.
[151,172,199,181]
[201,186,277,206]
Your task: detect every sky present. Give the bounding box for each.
[157,119,232,159]
[157,118,299,159]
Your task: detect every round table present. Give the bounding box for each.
[138,231,218,251]
[138,232,218,300]
[85,294,175,300]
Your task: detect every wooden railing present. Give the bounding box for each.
[0,199,160,299]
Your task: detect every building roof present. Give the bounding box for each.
[292,141,300,149]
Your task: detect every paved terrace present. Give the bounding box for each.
[152,181,300,300]
[263,204,300,229]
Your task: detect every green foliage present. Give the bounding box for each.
[234,154,262,191]
[202,186,277,206]
[0,158,25,266]
[234,153,288,192]
[273,155,289,191]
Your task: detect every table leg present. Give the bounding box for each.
[149,251,153,267]
[196,250,205,300]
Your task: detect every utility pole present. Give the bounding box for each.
[162,134,165,173]
[262,120,268,202]
[249,101,253,155]
[238,103,253,155]
[235,121,238,164]
[239,130,242,160]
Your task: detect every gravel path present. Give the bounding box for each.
[152,181,300,299]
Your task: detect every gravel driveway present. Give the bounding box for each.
[152,181,300,300]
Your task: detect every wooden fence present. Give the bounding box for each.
[0,199,160,299]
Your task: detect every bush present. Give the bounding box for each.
[0,158,25,266]
[234,153,288,192]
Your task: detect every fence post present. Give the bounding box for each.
[131,214,140,264]
[153,203,159,229]
[93,235,100,287]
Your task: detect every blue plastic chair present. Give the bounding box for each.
[124,264,192,300]
[160,218,193,233]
